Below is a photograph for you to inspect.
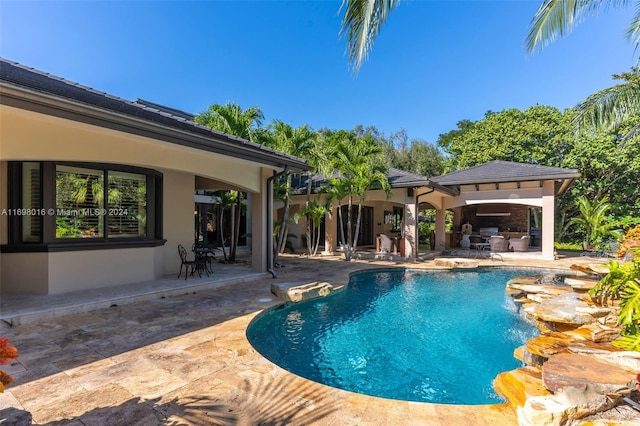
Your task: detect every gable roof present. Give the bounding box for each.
[431,160,580,186]
[0,58,310,172]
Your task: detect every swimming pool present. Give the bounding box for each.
[247,268,551,405]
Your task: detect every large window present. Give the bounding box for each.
[56,165,105,238]
[7,162,162,248]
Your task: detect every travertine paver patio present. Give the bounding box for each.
[0,252,602,425]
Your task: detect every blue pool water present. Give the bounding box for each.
[247,268,548,405]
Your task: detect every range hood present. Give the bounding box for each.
[476,204,511,216]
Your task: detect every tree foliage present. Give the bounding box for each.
[437,105,571,170]
[194,102,264,262]
[327,133,392,260]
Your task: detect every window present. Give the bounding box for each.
[56,165,105,238]
[7,162,162,248]
[21,162,42,242]
[107,171,146,238]
[392,206,404,232]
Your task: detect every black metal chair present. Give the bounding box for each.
[177,244,200,280]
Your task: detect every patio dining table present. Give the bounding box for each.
[193,245,217,273]
[473,242,491,259]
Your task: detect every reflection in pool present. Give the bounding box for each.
[247,268,554,404]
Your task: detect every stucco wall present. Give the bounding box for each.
[48,248,160,294]
[161,169,196,276]
[0,105,264,193]
[0,252,49,295]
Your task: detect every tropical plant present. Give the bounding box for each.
[572,68,640,143]
[294,199,330,256]
[215,190,236,262]
[339,0,399,72]
[260,121,317,263]
[526,0,640,52]
[526,1,640,142]
[300,132,333,256]
[195,102,264,142]
[195,103,264,262]
[589,247,640,351]
[328,136,391,261]
[569,196,615,248]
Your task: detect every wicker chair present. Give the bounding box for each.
[489,235,509,252]
[509,236,529,252]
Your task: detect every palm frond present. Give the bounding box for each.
[625,1,640,44]
[573,73,640,137]
[526,0,628,54]
[340,0,400,72]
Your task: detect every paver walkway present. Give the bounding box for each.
[0,252,603,425]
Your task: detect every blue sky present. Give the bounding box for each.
[0,1,636,145]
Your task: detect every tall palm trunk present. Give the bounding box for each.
[218,208,228,262]
[345,195,355,261]
[337,202,346,257]
[353,201,363,252]
[313,221,322,256]
[229,193,242,262]
[305,173,314,255]
[274,175,292,265]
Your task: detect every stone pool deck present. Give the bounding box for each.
[0,252,609,425]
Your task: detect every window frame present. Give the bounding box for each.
[4,161,164,252]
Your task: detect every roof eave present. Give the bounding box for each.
[436,173,580,186]
[0,82,312,172]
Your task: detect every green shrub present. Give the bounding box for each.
[589,247,640,351]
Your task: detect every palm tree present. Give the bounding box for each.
[300,132,333,256]
[195,102,264,142]
[325,177,349,255]
[329,136,391,261]
[294,199,330,256]
[339,0,399,73]
[569,195,614,248]
[526,1,640,142]
[195,103,264,262]
[260,120,316,264]
[572,67,640,143]
[525,0,640,53]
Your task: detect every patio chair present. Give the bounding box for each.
[379,234,392,253]
[469,235,483,249]
[178,244,200,280]
[509,236,529,252]
[489,235,509,252]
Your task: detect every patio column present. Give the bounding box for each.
[435,207,446,251]
[403,200,417,258]
[541,180,555,260]
[251,168,271,273]
[323,200,338,254]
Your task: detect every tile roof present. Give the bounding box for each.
[431,160,580,186]
[0,58,310,171]
[290,168,457,195]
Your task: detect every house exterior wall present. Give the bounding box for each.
[0,105,264,193]
[0,104,279,295]
[162,169,196,276]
